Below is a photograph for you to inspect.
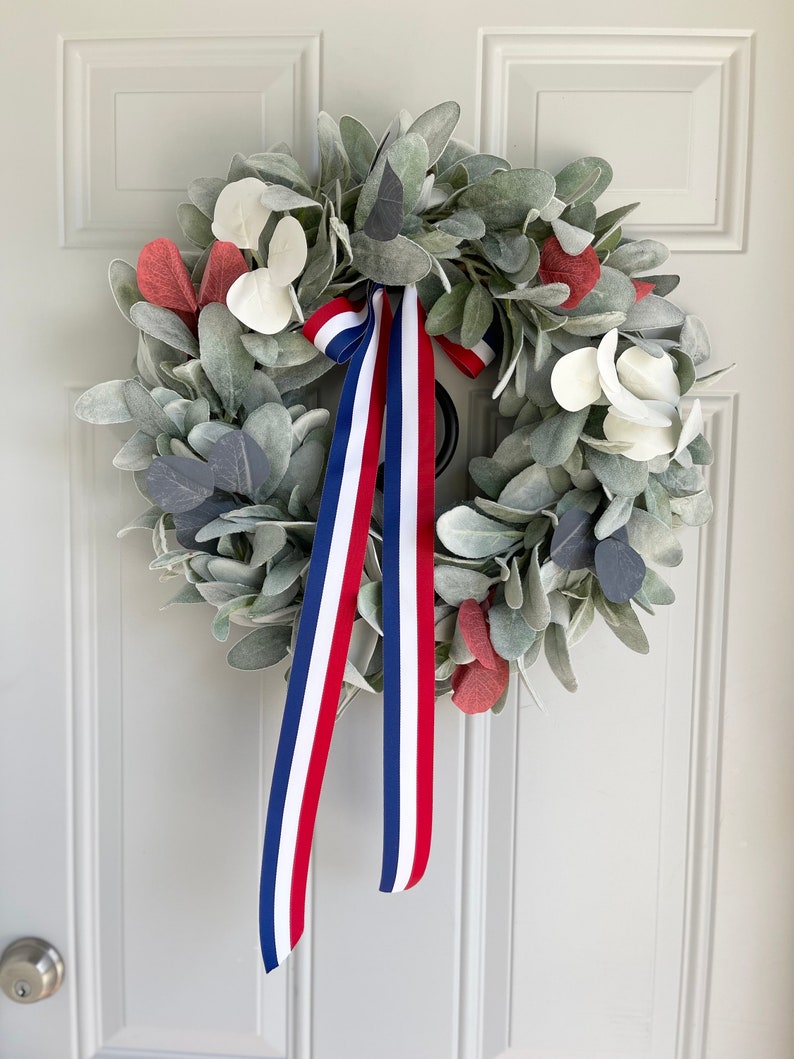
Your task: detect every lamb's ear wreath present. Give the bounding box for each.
[77,101,721,712]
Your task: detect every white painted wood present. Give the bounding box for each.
[1,4,792,1059]
[478,30,753,250]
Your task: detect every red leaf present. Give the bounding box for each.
[198,241,250,307]
[457,598,498,670]
[538,236,601,309]
[631,279,655,302]
[137,238,198,313]
[450,657,509,714]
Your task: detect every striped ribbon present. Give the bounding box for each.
[259,284,497,971]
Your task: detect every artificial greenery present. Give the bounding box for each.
[76,101,722,713]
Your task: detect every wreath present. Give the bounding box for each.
[76,101,721,716]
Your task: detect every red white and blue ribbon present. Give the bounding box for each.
[259,284,498,972]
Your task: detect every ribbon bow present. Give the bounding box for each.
[259,284,496,971]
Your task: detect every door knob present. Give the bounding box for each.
[0,937,64,1004]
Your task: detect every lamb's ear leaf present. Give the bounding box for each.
[227,626,292,670]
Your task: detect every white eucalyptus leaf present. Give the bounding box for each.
[211,176,271,250]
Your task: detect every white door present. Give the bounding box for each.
[1,5,791,1059]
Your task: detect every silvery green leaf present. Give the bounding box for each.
[562,311,627,336]
[197,580,254,605]
[564,201,597,232]
[207,557,265,588]
[579,434,632,455]
[644,477,672,527]
[556,488,600,517]
[350,231,432,285]
[567,266,636,317]
[434,565,492,606]
[241,333,283,370]
[242,402,293,498]
[207,430,270,496]
[339,114,378,180]
[171,358,223,415]
[539,196,566,222]
[506,560,525,609]
[468,457,513,499]
[317,111,350,190]
[249,523,288,567]
[594,591,649,654]
[607,239,670,276]
[544,623,578,692]
[250,578,300,618]
[123,379,180,437]
[298,236,336,305]
[75,380,132,425]
[594,494,634,539]
[149,548,196,570]
[687,434,713,465]
[491,425,535,475]
[291,408,330,449]
[240,370,282,418]
[474,498,534,524]
[641,568,675,605]
[670,490,713,526]
[626,508,683,567]
[498,464,559,513]
[424,281,471,335]
[551,218,594,255]
[521,545,550,631]
[408,101,460,166]
[212,594,258,642]
[198,302,255,416]
[679,315,712,367]
[584,446,649,497]
[183,397,210,435]
[113,430,157,470]
[449,617,475,665]
[498,283,570,307]
[567,593,595,646]
[548,590,571,628]
[592,202,640,243]
[117,506,161,538]
[461,282,493,348]
[187,420,235,458]
[437,210,486,239]
[259,184,321,211]
[358,580,384,635]
[194,516,257,542]
[487,603,536,660]
[554,157,612,205]
[162,582,206,608]
[108,259,143,321]
[409,228,461,258]
[262,558,307,597]
[461,153,512,183]
[656,463,705,498]
[690,364,735,391]
[436,506,523,559]
[622,295,685,330]
[459,168,555,229]
[188,176,226,219]
[505,238,540,284]
[130,302,199,356]
[227,626,292,670]
[177,201,213,248]
[482,231,530,273]
[246,152,312,193]
[670,347,697,394]
[524,517,549,551]
[227,152,263,181]
[278,439,325,511]
[530,408,588,467]
[621,333,668,358]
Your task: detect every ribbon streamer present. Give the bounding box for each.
[259,284,497,971]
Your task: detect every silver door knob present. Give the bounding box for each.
[0,937,64,1004]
